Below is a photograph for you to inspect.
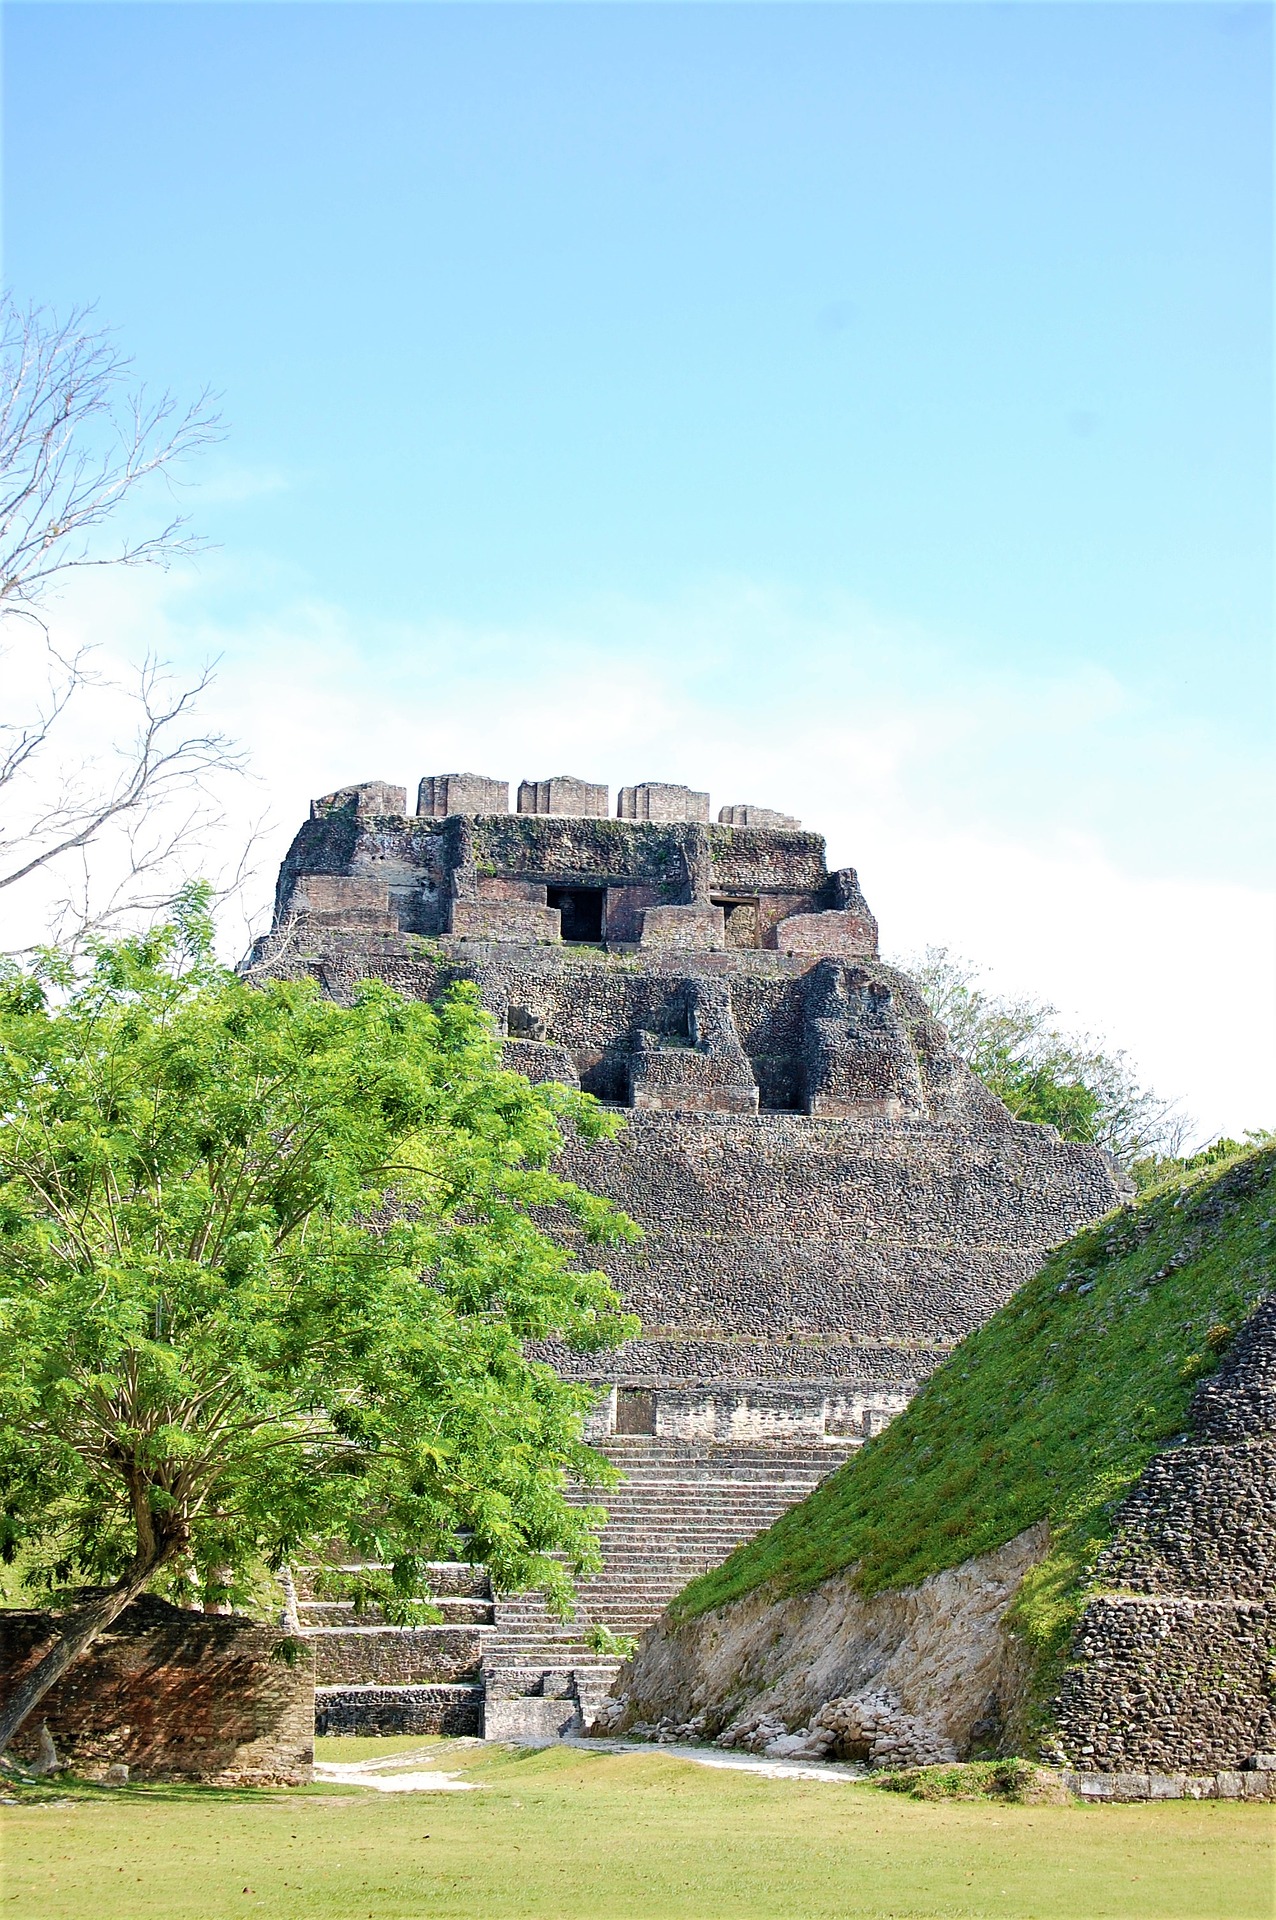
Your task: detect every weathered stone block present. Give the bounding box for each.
[477,878,549,903]
[517,776,609,818]
[639,904,726,951]
[0,1597,313,1784]
[629,1047,759,1114]
[417,772,510,817]
[311,781,407,821]
[718,804,801,828]
[289,874,397,931]
[775,910,879,959]
[619,783,711,823]
[501,1039,581,1088]
[483,1695,580,1741]
[450,901,561,942]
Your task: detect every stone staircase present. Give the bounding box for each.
[298,1560,494,1737]
[482,1436,854,1740]
[298,1436,852,1740]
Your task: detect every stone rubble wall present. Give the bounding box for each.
[0,1596,314,1783]
[1052,1286,1276,1773]
[314,1683,482,1738]
[548,1109,1119,1382]
[306,1624,485,1688]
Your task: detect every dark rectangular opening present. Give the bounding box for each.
[615,1388,656,1436]
[548,886,605,943]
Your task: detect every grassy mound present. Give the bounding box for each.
[872,1760,1071,1804]
[671,1143,1275,1719]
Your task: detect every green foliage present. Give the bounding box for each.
[584,1623,639,1660]
[671,1145,1276,1740]
[905,947,1188,1168]
[1130,1129,1275,1195]
[872,1759,1051,1803]
[0,888,641,1621]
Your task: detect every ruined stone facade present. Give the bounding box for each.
[0,1597,314,1783]
[255,770,1122,1732]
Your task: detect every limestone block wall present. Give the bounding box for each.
[0,1596,313,1783]
[1053,1292,1276,1773]
[308,1624,486,1687]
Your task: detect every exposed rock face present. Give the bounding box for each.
[595,1525,1048,1764]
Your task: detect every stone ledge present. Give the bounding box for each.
[1063,1769,1276,1801]
[314,1683,482,1737]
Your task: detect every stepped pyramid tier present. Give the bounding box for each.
[253,770,1124,1735]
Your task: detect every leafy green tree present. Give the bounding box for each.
[1128,1129,1275,1195]
[0,891,639,1751]
[906,947,1189,1170]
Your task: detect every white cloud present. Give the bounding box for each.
[31,565,1275,1144]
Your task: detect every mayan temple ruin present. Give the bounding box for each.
[251,770,1124,1740]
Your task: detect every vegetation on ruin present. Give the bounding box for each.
[2,1736,1270,1920]
[871,1759,1066,1804]
[671,1141,1276,1737]
[0,890,640,1748]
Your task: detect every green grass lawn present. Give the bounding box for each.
[2,1738,1272,1920]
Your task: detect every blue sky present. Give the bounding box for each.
[4,2,1273,1135]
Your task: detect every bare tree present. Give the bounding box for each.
[0,294,251,952]
[0,295,220,621]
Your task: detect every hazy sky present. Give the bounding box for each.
[5,1,1273,1140]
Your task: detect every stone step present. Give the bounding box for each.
[315,1683,482,1738]
[303,1623,491,1688]
[573,1490,826,1506]
[482,1661,621,1699]
[297,1597,495,1627]
[301,1440,848,1718]
[592,1451,845,1468]
[293,1561,491,1602]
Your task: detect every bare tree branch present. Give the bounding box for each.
[0,295,222,623]
[0,294,253,952]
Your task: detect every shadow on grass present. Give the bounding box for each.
[2,1772,353,1806]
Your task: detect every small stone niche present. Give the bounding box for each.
[507,1006,549,1041]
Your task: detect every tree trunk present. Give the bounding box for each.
[0,1544,176,1755]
